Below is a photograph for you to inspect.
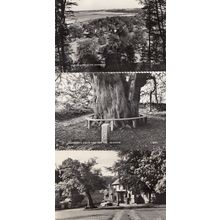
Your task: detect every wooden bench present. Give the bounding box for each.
[85,114,147,131]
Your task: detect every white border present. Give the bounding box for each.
[0,0,220,219]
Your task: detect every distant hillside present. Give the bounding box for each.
[67,9,138,24]
[105,8,141,13]
[76,8,141,13]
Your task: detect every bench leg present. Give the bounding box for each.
[88,121,91,129]
[132,120,137,128]
[110,121,114,131]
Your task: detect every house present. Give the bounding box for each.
[103,179,151,205]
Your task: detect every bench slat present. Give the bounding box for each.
[86,114,147,122]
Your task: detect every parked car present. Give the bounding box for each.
[60,198,72,209]
[100,201,113,207]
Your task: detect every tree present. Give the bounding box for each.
[55,72,93,117]
[55,0,77,72]
[73,13,165,128]
[55,168,62,184]
[76,26,154,128]
[110,151,147,195]
[134,147,166,202]
[60,158,105,208]
[111,148,166,203]
[137,0,166,63]
[91,72,149,125]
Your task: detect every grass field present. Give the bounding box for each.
[55,112,166,150]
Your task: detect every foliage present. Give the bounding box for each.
[59,158,105,208]
[82,16,144,38]
[78,6,166,65]
[78,16,145,64]
[111,151,146,194]
[112,148,166,200]
[155,175,166,194]
[137,0,166,64]
[60,158,105,192]
[77,39,100,64]
[55,0,78,72]
[55,169,62,184]
[140,71,166,104]
[55,73,93,115]
[68,24,83,39]
[134,147,166,194]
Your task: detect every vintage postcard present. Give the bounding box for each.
[55,0,166,219]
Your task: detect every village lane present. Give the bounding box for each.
[55,207,166,220]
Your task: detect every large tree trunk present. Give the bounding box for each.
[85,190,95,209]
[149,192,152,203]
[91,73,148,128]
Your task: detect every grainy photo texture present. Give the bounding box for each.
[55,0,166,219]
[56,150,166,219]
[55,0,166,151]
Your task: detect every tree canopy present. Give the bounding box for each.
[137,0,166,64]
[55,0,78,72]
[59,158,105,208]
[111,148,166,202]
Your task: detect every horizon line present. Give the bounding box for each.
[73,7,142,12]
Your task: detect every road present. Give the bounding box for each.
[55,207,166,220]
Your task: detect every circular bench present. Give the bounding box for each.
[85,114,147,131]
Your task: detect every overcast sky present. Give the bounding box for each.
[55,151,119,176]
[75,0,141,11]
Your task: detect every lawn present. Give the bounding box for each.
[55,113,166,150]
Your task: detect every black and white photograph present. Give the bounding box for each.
[2,0,220,220]
[55,150,166,220]
[55,0,166,219]
[55,0,166,150]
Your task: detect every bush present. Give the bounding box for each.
[68,24,83,39]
